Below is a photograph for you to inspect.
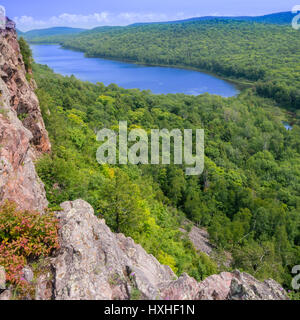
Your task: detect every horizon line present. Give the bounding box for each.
[15,10,293,33]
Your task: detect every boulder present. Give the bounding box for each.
[0,266,5,290]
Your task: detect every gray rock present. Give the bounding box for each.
[47,200,174,300]
[181,225,214,256]
[196,270,288,300]
[0,266,5,290]
[0,267,10,300]
[0,289,11,300]
[22,266,34,283]
[35,200,288,301]
[227,271,288,300]
[35,272,53,301]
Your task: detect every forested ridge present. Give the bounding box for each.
[129,11,296,26]
[29,20,300,110]
[32,59,300,295]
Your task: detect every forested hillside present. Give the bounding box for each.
[131,11,296,25]
[21,27,86,40]
[30,20,300,110]
[33,61,300,290]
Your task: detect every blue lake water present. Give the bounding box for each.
[31,44,239,97]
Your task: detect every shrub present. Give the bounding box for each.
[18,37,33,73]
[0,201,60,287]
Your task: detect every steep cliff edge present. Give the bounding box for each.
[0,19,50,153]
[0,18,50,212]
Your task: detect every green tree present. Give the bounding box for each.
[97,169,147,236]
[18,37,33,72]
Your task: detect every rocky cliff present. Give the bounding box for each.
[34,200,288,301]
[0,19,289,301]
[0,18,50,212]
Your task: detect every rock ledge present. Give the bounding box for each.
[34,200,288,301]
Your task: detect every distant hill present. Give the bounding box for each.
[248,11,296,24]
[130,11,295,26]
[16,29,24,36]
[20,27,86,40]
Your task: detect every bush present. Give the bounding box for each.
[0,201,60,287]
[18,37,33,73]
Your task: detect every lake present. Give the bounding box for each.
[31,44,239,97]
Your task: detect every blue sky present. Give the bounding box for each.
[1,0,298,31]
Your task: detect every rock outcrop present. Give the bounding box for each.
[0,18,50,153]
[0,266,5,290]
[0,18,50,212]
[197,270,287,300]
[180,224,214,256]
[35,200,288,301]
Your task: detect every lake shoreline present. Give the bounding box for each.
[30,43,239,97]
[29,42,245,93]
[62,44,247,92]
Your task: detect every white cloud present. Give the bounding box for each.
[14,11,195,32]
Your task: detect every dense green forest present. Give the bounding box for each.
[19,27,86,40]
[18,37,33,72]
[32,58,300,291]
[29,20,300,111]
[130,11,295,26]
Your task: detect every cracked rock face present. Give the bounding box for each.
[0,20,51,153]
[0,112,49,212]
[45,200,175,300]
[197,270,288,300]
[36,200,289,301]
[0,19,50,212]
